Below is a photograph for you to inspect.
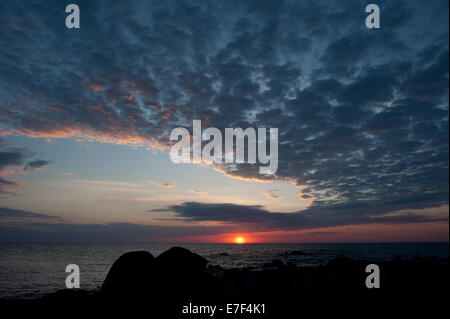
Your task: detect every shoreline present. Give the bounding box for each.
[0,247,448,316]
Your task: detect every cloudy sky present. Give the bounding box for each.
[0,0,448,242]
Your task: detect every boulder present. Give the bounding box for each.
[101,251,155,299]
[156,247,208,275]
[326,256,358,272]
[290,250,309,256]
[281,250,309,256]
[263,259,285,269]
[155,247,208,295]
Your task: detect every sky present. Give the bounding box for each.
[0,0,448,243]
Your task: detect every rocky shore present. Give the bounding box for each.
[1,247,448,317]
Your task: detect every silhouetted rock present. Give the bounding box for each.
[156,246,208,275]
[326,256,359,272]
[40,289,96,303]
[421,256,443,265]
[101,251,155,299]
[285,262,298,270]
[264,259,285,268]
[207,264,223,273]
[2,249,447,318]
[291,250,309,255]
[154,247,209,297]
[281,250,310,256]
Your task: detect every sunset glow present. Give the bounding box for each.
[0,0,447,245]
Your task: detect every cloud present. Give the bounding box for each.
[0,207,62,220]
[147,180,175,188]
[0,222,234,242]
[0,177,21,194]
[151,201,449,232]
[24,159,50,171]
[263,190,280,200]
[0,141,50,194]
[0,0,447,224]
[189,190,208,195]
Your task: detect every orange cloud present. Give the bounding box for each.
[147,180,175,188]
[49,106,64,113]
[190,190,208,195]
[88,83,102,92]
[1,127,167,150]
[0,168,24,176]
[212,167,274,183]
[263,190,281,200]
[184,89,196,96]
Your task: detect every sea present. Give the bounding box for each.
[0,242,448,299]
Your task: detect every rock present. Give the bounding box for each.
[263,259,285,269]
[101,251,155,299]
[155,247,209,296]
[40,289,96,303]
[285,262,298,270]
[281,250,309,256]
[271,259,285,268]
[208,264,223,272]
[156,247,208,275]
[207,264,224,277]
[290,250,308,256]
[326,256,358,272]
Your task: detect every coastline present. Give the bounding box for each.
[0,247,448,316]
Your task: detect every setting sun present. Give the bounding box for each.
[235,236,245,244]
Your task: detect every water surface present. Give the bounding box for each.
[0,242,447,298]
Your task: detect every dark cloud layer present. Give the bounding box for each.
[0,0,448,231]
[24,159,50,171]
[0,206,61,220]
[0,222,234,242]
[151,201,449,232]
[0,139,50,195]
